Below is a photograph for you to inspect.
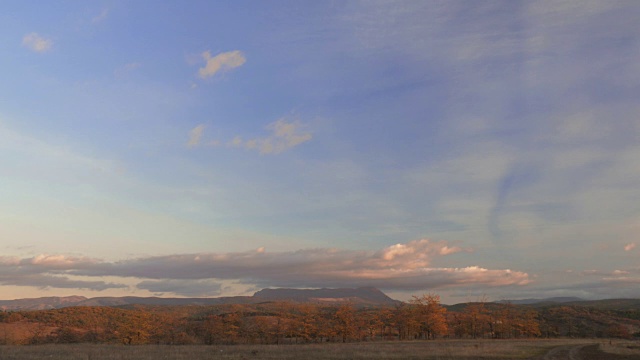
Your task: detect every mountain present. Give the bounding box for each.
[253,287,400,305]
[496,297,584,305]
[556,298,640,311]
[73,295,255,307]
[0,296,88,311]
[0,287,398,311]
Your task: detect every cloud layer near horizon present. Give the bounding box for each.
[0,240,530,296]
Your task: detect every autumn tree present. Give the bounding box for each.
[606,324,632,339]
[376,307,394,340]
[489,303,540,339]
[315,306,337,342]
[150,313,192,344]
[392,303,418,340]
[297,303,321,342]
[410,294,448,339]
[462,301,490,339]
[361,308,383,341]
[334,303,357,343]
[515,309,541,338]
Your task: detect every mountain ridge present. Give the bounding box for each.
[0,287,398,311]
[495,297,584,305]
[253,286,398,305]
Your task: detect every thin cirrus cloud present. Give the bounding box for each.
[0,239,531,297]
[22,32,53,53]
[187,124,206,148]
[187,117,312,154]
[113,62,141,77]
[92,8,109,23]
[198,50,246,79]
[229,118,312,154]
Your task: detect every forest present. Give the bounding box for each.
[1,294,639,346]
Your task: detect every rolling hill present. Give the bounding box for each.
[0,287,398,311]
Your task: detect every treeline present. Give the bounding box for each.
[0,294,637,345]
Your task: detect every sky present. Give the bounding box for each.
[1,0,639,304]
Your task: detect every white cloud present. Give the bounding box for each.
[230,118,312,154]
[187,124,206,148]
[624,243,636,252]
[22,32,53,53]
[198,50,246,79]
[580,269,633,277]
[613,270,630,276]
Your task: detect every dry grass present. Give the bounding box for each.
[598,339,640,357]
[0,339,635,359]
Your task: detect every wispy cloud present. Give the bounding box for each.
[22,32,53,53]
[230,118,312,154]
[114,62,141,77]
[188,117,312,154]
[624,243,636,252]
[198,50,246,79]
[187,124,206,148]
[92,8,109,23]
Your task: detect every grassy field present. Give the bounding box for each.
[0,339,638,359]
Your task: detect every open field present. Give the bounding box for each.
[0,339,639,360]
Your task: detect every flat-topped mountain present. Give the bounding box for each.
[253,287,399,305]
[0,287,398,311]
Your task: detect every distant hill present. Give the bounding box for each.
[72,295,256,307]
[0,296,88,311]
[496,297,584,305]
[0,287,398,311]
[551,298,640,311]
[253,287,399,305]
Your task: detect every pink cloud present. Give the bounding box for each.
[0,240,529,294]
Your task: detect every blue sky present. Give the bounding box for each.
[1,1,639,303]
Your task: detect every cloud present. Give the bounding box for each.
[114,62,141,77]
[189,117,312,154]
[187,124,206,148]
[230,118,312,154]
[92,8,109,23]
[0,255,126,291]
[612,270,630,276]
[198,50,246,79]
[22,33,53,53]
[624,243,636,251]
[0,240,529,295]
[581,269,631,277]
[64,239,528,291]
